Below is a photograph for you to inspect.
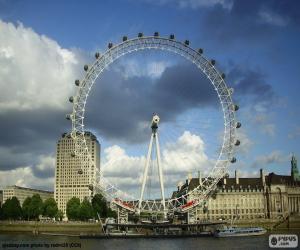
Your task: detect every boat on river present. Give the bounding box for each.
[214,226,267,237]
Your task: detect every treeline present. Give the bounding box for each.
[0,194,62,221]
[66,194,116,221]
[0,193,116,221]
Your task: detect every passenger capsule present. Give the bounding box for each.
[228,88,234,95]
[184,40,190,46]
[211,59,216,66]
[233,104,239,111]
[69,96,74,103]
[169,34,175,40]
[65,114,71,120]
[75,79,80,86]
[198,48,203,54]
[221,73,226,79]
[236,122,242,128]
[88,184,94,191]
[78,169,83,175]
[230,157,237,163]
[108,43,113,49]
[235,140,241,146]
[84,65,89,71]
[154,32,159,37]
[138,32,143,38]
[71,152,76,157]
[95,52,100,59]
[122,36,128,42]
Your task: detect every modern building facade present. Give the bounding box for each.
[54,132,100,216]
[173,156,300,222]
[2,185,53,206]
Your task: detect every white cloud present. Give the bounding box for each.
[251,150,288,169]
[259,9,289,27]
[237,169,260,178]
[0,166,54,191]
[35,155,55,172]
[176,0,232,9]
[261,123,275,137]
[235,129,253,155]
[0,153,55,190]
[162,131,211,174]
[250,111,276,137]
[142,0,233,10]
[0,20,82,113]
[117,58,171,79]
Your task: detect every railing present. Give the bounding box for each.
[112,198,135,212]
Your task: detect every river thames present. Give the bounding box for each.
[1,230,299,250]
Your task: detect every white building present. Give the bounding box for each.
[54,132,100,216]
[3,185,53,206]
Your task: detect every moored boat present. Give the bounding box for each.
[214,226,267,237]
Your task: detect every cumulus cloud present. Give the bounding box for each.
[116,58,172,79]
[259,9,289,27]
[0,154,55,190]
[0,20,84,178]
[235,129,253,155]
[174,0,233,9]
[140,0,233,10]
[0,20,81,112]
[251,150,287,169]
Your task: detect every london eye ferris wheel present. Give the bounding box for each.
[67,32,241,215]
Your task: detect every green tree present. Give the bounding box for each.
[2,197,22,220]
[79,198,93,221]
[107,208,117,219]
[22,197,32,220]
[56,210,64,221]
[43,198,58,218]
[92,194,107,218]
[66,197,80,220]
[30,194,43,220]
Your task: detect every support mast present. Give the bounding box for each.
[138,114,166,215]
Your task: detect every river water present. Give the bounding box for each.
[0,230,299,250]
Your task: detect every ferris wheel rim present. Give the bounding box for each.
[69,34,239,212]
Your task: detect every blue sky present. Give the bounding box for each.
[0,0,300,197]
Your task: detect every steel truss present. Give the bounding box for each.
[68,35,240,214]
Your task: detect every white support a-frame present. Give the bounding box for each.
[138,114,166,216]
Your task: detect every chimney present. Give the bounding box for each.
[260,168,265,186]
[198,171,202,185]
[235,170,239,185]
[177,181,183,191]
[187,172,192,185]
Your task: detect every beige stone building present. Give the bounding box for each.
[54,132,100,216]
[2,185,53,206]
[0,190,3,206]
[173,157,300,222]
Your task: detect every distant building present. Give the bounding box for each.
[0,190,3,206]
[173,156,300,222]
[2,185,53,206]
[291,155,300,181]
[54,132,100,216]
